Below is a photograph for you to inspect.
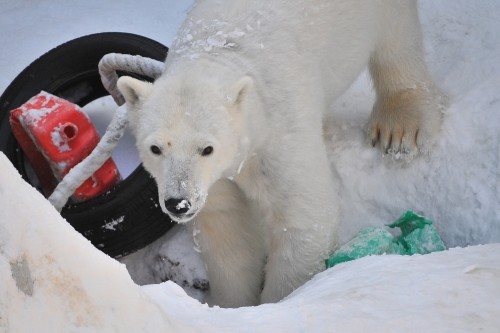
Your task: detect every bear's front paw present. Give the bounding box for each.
[367,88,446,160]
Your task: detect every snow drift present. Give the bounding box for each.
[1,153,499,332]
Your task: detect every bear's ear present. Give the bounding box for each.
[226,76,253,106]
[117,76,153,108]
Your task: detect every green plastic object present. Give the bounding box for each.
[389,210,446,255]
[325,211,446,269]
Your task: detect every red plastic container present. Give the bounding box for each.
[9,91,121,201]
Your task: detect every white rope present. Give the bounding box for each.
[48,53,164,211]
[48,104,128,211]
[98,53,164,105]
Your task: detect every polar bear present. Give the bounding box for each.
[117,0,444,307]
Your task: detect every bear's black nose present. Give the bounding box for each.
[164,198,191,215]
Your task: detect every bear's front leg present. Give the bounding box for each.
[367,1,447,159]
[258,146,339,304]
[367,86,446,158]
[193,179,265,308]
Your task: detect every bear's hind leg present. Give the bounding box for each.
[368,2,446,159]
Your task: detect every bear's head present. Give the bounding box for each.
[117,74,253,223]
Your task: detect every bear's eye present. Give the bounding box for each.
[201,146,214,156]
[150,145,162,155]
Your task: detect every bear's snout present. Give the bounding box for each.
[164,197,192,218]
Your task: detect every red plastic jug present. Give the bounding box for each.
[10,91,121,201]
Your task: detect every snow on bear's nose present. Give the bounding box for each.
[164,198,191,216]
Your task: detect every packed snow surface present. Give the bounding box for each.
[1,154,499,332]
[0,0,499,331]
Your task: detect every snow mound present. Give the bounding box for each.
[1,153,499,332]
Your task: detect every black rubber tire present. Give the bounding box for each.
[0,32,174,258]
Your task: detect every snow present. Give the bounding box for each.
[1,155,499,332]
[50,123,72,152]
[102,216,125,231]
[177,199,190,210]
[1,0,500,332]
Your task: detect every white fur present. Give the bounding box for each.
[117,0,444,307]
